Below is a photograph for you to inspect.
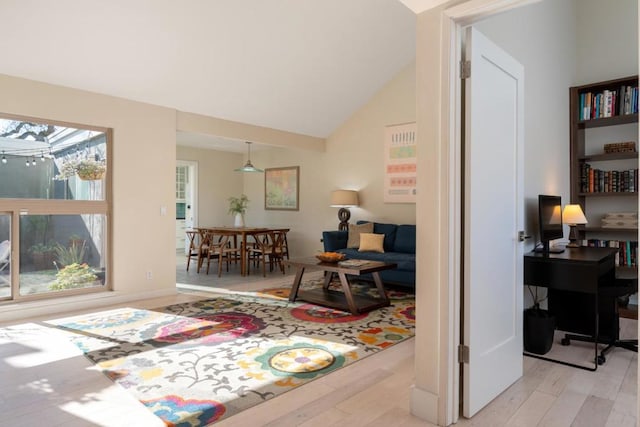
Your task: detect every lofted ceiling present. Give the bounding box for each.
[0,0,417,146]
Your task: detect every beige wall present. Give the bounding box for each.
[242,62,417,258]
[176,111,324,152]
[0,73,177,318]
[176,146,244,227]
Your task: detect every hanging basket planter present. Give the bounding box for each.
[75,159,106,181]
[77,169,105,181]
[54,158,106,181]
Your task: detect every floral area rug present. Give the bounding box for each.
[44,281,415,426]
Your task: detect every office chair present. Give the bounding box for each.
[561,276,638,365]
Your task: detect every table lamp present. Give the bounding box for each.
[562,204,588,248]
[330,190,359,231]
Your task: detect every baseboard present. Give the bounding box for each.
[410,384,439,424]
[0,288,178,323]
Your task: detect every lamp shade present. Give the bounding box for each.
[562,204,588,225]
[234,141,263,173]
[330,190,359,207]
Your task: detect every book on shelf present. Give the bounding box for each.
[579,84,639,120]
[580,239,638,267]
[580,163,638,193]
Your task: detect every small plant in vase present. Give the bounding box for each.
[228,194,249,227]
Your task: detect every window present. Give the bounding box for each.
[0,115,110,302]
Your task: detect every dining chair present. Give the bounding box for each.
[185,230,200,272]
[247,231,286,277]
[203,232,241,277]
[281,229,290,264]
[196,229,212,273]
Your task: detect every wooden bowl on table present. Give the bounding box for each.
[315,252,346,263]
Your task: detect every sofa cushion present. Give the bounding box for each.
[347,222,374,248]
[394,224,416,254]
[358,233,385,253]
[357,221,397,252]
[381,252,416,271]
[322,230,348,252]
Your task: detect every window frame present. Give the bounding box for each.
[0,113,112,303]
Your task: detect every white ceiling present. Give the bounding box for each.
[0,0,417,144]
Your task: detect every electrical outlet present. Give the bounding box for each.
[146,271,153,280]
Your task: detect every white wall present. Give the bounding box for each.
[575,0,638,84]
[242,62,417,258]
[176,146,244,227]
[475,0,577,248]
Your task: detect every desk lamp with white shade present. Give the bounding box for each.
[562,204,588,248]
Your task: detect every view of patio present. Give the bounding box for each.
[0,118,109,301]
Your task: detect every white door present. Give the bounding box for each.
[462,27,525,417]
[176,161,198,253]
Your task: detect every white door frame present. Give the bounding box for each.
[177,160,198,228]
[412,0,540,425]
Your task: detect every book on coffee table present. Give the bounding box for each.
[338,259,371,267]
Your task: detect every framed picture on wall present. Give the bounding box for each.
[265,166,299,211]
[384,122,417,203]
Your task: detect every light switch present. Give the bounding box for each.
[160,206,167,216]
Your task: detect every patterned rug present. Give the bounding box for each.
[43,281,415,426]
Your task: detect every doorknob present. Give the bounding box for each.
[518,231,531,242]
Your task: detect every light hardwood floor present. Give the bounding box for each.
[0,255,636,426]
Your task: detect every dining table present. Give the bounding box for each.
[195,226,290,276]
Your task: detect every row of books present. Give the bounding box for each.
[578,85,639,121]
[579,163,638,193]
[582,239,638,267]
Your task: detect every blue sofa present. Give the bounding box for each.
[322,221,416,288]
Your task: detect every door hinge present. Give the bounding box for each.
[458,344,470,364]
[460,60,471,79]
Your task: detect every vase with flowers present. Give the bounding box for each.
[228,194,249,227]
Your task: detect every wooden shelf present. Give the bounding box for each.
[578,192,637,197]
[579,152,638,162]
[571,76,639,270]
[582,226,638,232]
[616,266,638,278]
[577,113,638,129]
[619,304,638,320]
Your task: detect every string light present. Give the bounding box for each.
[25,158,30,167]
[31,157,36,166]
[1,151,6,164]
[40,151,45,162]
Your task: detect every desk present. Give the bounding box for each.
[523,247,617,371]
[197,227,290,276]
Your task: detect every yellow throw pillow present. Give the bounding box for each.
[358,233,385,253]
[347,222,374,248]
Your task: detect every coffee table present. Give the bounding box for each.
[284,257,397,315]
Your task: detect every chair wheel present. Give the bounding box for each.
[597,355,606,365]
[561,338,571,346]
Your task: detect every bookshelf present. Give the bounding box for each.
[569,76,639,280]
